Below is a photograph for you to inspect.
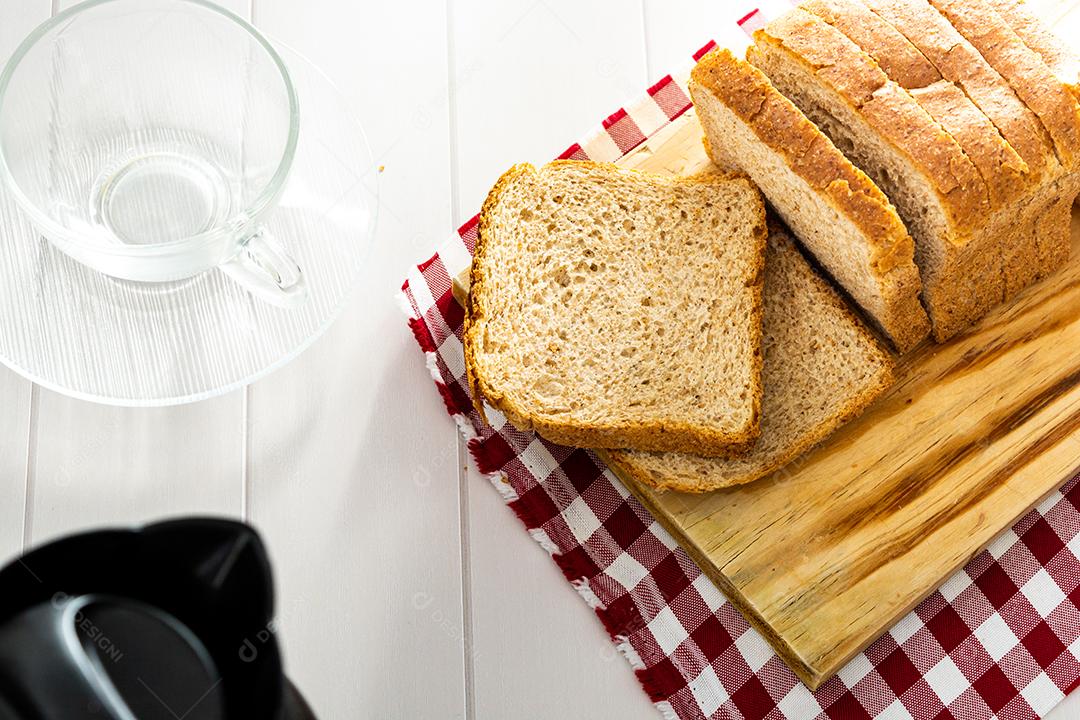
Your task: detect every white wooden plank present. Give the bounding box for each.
[244,1,466,718]
[450,0,650,218]
[244,301,466,720]
[467,465,657,719]
[449,1,658,717]
[28,396,244,542]
[0,373,30,557]
[26,0,251,541]
[0,1,62,562]
[642,0,770,80]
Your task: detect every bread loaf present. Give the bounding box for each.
[796,0,1048,301]
[848,0,1078,297]
[751,6,1076,340]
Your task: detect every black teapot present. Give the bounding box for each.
[0,518,314,720]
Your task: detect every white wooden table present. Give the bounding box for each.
[1,1,1078,717]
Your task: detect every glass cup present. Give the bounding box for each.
[0,0,306,307]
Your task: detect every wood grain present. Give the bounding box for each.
[614,106,1080,689]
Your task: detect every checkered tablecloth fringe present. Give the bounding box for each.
[399,22,1080,720]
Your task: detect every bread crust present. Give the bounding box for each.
[858,0,1056,179]
[986,0,1080,100]
[690,48,930,352]
[800,0,1034,209]
[928,0,1080,170]
[800,0,940,90]
[462,160,769,457]
[601,231,895,493]
[753,9,990,234]
[907,81,1032,208]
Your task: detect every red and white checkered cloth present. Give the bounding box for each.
[399,21,1080,720]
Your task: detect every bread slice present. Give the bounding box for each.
[463,161,768,456]
[602,224,894,493]
[986,0,1080,100]
[689,48,929,352]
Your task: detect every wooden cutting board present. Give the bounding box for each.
[610,107,1080,690]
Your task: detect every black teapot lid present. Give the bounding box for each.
[0,518,314,720]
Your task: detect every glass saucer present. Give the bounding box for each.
[0,40,378,406]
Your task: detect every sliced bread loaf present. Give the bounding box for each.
[688,48,930,352]
[752,10,990,225]
[796,0,1042,299]
[800,0,1032,208]
[750,8,1072,340]
[602,224,894,493]
[748,9,1002,340]
[857,0,1057,179]
[927,0,1080,170]
[832,0,1076,297]
[986,0,1080,99]
[463,161,768,456]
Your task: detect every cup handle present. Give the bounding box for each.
[220,228,307,308]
